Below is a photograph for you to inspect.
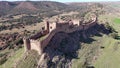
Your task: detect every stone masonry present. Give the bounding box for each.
[23,15,97,55]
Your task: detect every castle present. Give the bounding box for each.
[23,15,97,55]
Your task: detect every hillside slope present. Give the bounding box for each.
[0,1,70,16]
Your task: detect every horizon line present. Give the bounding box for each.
[0,0,120,3]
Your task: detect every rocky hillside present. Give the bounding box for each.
[69,2,120,14]
[101,2,120,14]
[36,23,112,68]
[14,2,38,10]
[0,1,17,16]
[0,1,71,16]
[1,1,120,16]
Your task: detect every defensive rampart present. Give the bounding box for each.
[23,16,97,55]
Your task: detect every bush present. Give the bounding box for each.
[8,41,16,49]
[110,32,118,39]
[105,22,117,33]
[0,57,7,65]
[0,54,5,57]
[15,38,23,45]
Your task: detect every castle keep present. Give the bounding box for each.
[23,16,97,55]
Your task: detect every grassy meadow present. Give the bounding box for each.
[93,14,120,68]
[0,48,24,68]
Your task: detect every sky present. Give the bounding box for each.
[1,0,120,3]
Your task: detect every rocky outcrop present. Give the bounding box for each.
[37,23,112,68]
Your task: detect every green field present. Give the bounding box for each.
[72,36,103,68]
[113,18,120,24]
[0,48,39,68]
[16,50,39,68]
[0,48,24,68]
[94,36,120,68]
[93,14,120,68]
[72,14,120,68]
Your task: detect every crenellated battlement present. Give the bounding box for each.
[23,15,97,55]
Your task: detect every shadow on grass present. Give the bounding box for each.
[115,36,120,40]
[95,33,102,37]
[80,37,96,44]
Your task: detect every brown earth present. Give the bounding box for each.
[14,2,38,11]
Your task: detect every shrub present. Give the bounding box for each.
[110,32,118,39]
[0,54,5,57]
[105,22,117,33]
[15,38,23,45]
[0,57,7,65]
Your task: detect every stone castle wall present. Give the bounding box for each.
[23,38,31,52]
[23,16,97,55]
[30,39,43,55]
